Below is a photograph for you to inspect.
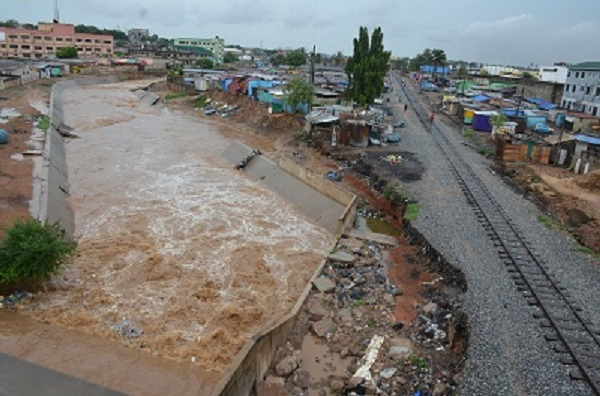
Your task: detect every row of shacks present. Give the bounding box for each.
[182,67,346,114]
[440,90,600,174]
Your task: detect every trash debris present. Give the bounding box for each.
[0,291,30,308]
[235,148,261,170]
[326,171,342,181]
[112,318,143,338]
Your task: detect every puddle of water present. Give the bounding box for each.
[356,215,401,237]
[300,334,351,396]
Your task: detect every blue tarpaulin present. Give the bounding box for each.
[573,134,600,145]
[472,95,490,102]
[539,102,557,111]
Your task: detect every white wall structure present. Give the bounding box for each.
[539,66,568,84]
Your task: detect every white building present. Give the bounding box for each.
[539,65,568,84]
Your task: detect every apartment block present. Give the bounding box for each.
[562,62,600,116]
[0,22,113,59]
[173,36,224,63]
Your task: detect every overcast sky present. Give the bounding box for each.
[4,0,600,66]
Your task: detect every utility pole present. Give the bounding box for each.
[53,0,60,23]
[516,87,524,118]
[310,45,316,85]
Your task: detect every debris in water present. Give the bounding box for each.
[113,318,143,338]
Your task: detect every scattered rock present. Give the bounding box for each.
[388,345,411,358]
[312,318,336,338]
[313,276,336,293]
[293,369,311,389]
[390,287,403,296]
[422,302,438,314]
[380,367,397,379]
[328,251,356,265]
[567,208,591,227]
[276,354,300,376]
[434,383,447,395]
[308,299,329,318]
[265,375,285,385]
[339,238,363,250]
[329,376,346,392]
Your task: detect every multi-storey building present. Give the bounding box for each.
[0,22,113,59]
[128,28,149,43]
[561,62,600,116]
[173,36,224,63]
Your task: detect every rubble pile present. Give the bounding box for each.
[264,234,464,396]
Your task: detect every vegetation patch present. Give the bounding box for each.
[37,115,50,131]
[164,92,185,101]
[0,220,75,290]
[403,203,421,222]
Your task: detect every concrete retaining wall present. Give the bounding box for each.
[36,76,118,238]
[222,142,348,233]
[213,143,358,396]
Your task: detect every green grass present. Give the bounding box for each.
[164,92,185,101]
[478,147,494,158]
[37,116,50,131]
[409,356,429,370]
[403,203,421,222]
[537,214,554,229]
[576,244,594,255]
[352,299,364,307]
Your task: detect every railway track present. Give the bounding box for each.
[393,72,600,395]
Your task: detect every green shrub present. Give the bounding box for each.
[38,116,50,131]
[0,220,75,287]
[403,203,421,221]
[383,181,398,201]
[164,92,185,101]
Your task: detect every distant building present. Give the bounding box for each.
[539,65,568,84]
[173,36,224,63]
[561,62,600,116]
[0,59,35,84]
[0,22,113,59]
[128,28,149,43]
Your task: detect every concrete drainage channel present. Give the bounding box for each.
[34,76,119,237]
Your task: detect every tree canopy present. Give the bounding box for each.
[74,24,128,41]
[345,26,391,106]
[56,46,78,59]
[284,77,314,110]
[285,48,307,67]
[223,52,238,64]
[270,48,307,67]
[410,48,447,72]
[195,58,214,69]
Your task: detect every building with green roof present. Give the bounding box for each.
[173,36,224,63]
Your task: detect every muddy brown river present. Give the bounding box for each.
[2,80,331,395]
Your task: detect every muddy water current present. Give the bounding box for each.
[3,81,332,394]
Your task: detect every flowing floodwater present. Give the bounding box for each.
[9,80,331,394]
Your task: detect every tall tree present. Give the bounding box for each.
[430,48,447,78]
[284,77,314,112]
[286,48,307,67]
[345,26,391,106]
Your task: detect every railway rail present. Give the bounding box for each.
[393,71,600,395]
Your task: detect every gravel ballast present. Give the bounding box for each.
[385,74,596,395]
